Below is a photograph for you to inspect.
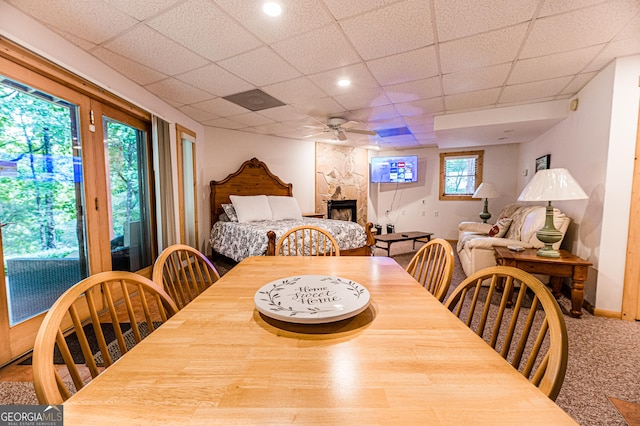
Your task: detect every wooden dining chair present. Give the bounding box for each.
[443,266,568,400]
[275,225,340,256]
[405,238,455,302]
[152,244,220,310]
[32,271,178,405]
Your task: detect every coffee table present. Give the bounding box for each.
[494,246,592,318]
[374,231,433,256]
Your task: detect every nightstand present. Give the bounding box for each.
[303,213,324,218]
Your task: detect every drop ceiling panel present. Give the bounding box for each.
[439,24,529,74]
[349,105,401,124]
[177,105,220,122]
[500,77,573,104]
[443,63,511,95]
[434,0,537,42]
[333,87,391,111]
[148,0,262,61]
[339,0,434,60]
[509,45,604,84]
[263,77,328,104]
[218,46,302,86]
[8,0,138,44]
[321,0,399,20]
[177,64,254,97]
[213,0,334,44]
[272,24,361,74]
[395,98,445,117]
[259,105,311,122]
[104,0,183,21]
[308,63,380,96]
[7,0,639,150]
[383,78,442,103]
[92,47,167,85]
[445,88,502,112]
[229,112,275,127]
[191,97,249,117]
[367,46,439,86]
[583,36,640,72]
[521,1,640,58]
[145,78,212,104]
[103,25,209,75]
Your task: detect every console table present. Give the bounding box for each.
[374,231,433,256]
[494,247,592,318]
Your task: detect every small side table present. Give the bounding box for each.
[494,247,592,318]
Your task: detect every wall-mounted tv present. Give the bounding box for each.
[370,155,418,183]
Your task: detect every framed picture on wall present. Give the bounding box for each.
[535,154,550,172]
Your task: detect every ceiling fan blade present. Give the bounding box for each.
[337,131,347,141]
[340,120,360,129]
[304,130,330,138]
[345,129,377,136]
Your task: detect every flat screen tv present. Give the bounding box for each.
[370,155,418,183]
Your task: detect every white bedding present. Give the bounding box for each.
[209,218,368,262]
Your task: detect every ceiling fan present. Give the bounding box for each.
[304,117,377,141]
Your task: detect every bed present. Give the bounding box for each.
[209,158,375,261]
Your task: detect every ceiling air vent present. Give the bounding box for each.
[223,89,285,111]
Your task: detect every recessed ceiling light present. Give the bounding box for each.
[337,79,351,87]
[263,2,282,16]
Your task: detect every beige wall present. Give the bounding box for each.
[368,144,520,241]
[518,55,640,313]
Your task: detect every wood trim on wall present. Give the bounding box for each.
[176,124,198,245]
[621,99,640,321]
[439,150,484,201]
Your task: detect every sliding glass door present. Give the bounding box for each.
[103,112,153,271]
[0,42,155,365]
[0,77,89,327]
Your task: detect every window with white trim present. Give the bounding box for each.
[439,150,484,200]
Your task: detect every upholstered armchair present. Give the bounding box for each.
[457,203,571,277]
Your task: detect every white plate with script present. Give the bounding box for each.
[254,275,370,324]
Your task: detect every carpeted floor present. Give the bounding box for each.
[3,243,639,426]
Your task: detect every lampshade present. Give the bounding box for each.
[473,182,501,199]
[517,168,587,258]
[518,168,587,202]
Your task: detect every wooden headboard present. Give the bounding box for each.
[209,158,293,228]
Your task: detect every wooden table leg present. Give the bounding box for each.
[570,279,585,318]
[550,276,563,299]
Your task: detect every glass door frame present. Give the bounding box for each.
[176,125,198,247]
[97,102,157,275]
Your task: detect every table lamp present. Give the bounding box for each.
[517,168,587,257]
[472,182,501,223]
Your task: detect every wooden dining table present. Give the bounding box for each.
[62,256,577,425]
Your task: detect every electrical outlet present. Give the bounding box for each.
[434,210,439,217]
[421,211,425,216]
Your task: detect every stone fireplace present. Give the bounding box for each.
[315,143,368,226]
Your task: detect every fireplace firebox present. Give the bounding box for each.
[327,199,357,223]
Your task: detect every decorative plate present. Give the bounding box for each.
[254,275,370,324]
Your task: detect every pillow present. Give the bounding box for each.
[268,196,302,220]
[489,217,512,238]
[221,203,238,222]
[229,195,272,222]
